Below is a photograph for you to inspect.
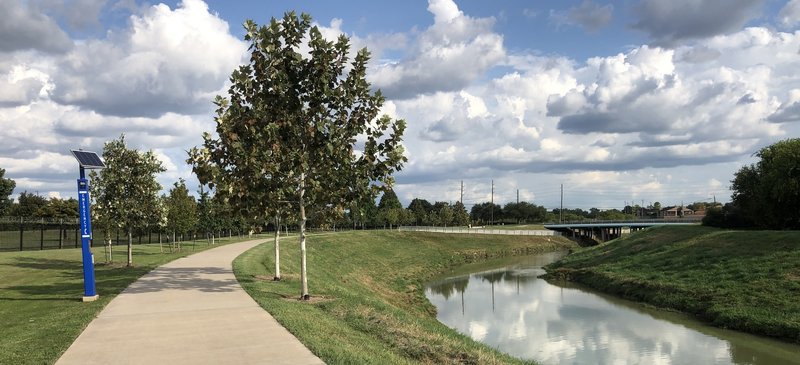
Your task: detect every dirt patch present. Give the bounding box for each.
[253,273,299,282]
[784,271,800,281]
[281,295,335,304]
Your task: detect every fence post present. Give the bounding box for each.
[19,217,23,251]
[75,227,79,248]
[59,219,63,249]
[40,218,44,250]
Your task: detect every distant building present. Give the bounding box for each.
[662,206,694,217]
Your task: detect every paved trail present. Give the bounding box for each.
[56,239,324,365]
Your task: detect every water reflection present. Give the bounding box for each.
[425,253,800,365]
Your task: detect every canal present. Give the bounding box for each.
[425,252,800,364]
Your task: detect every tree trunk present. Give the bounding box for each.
[159,230,163,253]
[127,229,133,267]
[274,215,281,281]
[299,173,309,300]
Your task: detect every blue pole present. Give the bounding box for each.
[77,167,98,301]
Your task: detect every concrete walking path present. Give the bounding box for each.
[56,239,324,365]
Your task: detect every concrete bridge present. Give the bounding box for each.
[543,219,699,244]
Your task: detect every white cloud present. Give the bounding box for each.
[369,0,505,99]
[50,0,246,117]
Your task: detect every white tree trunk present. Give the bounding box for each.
[107,237,113,262]
[299,173,309,300]
[127,230,133,267]
[274,215,281,281]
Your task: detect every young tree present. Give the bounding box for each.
[166,179,197,251]
[189,12,406,300]
[90,135,165,267]
[0,168,15,216]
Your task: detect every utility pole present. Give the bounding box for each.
[460,180,464,205]
[516,189,519,204]
[490,180,494,226]
[560,184,563,223]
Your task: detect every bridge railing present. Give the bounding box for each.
[398,226,560,236]
[545,217,703,225]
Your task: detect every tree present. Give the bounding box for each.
[452,201,470,227]
[378,189,403,228]
[196,187,220,244]
[10,191,47,218]
[407,198,432,225]
[730,138,800,229]
[188,13,406,300]
[36,197,79,219]
[0,169,15,216]
[470,202,502,225]
[91,135,165,267]
[166,179,197,251]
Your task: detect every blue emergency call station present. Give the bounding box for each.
[70,149,105,302]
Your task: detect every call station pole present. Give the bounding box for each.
[71,149,104,302]
[77,166,98,301]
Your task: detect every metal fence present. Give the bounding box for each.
[398,226,560,236]
[0,217,246,252]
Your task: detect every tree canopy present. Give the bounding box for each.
[165,179,197,239]
[0,168,14,216]
[726,138,800,229]
[91,135,165,266]
[188,12,407,299]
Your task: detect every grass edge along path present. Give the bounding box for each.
[544,225,800,344]
[233,230,577,365]
[0,235,265,365]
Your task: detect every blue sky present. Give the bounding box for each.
[2,0,800,211]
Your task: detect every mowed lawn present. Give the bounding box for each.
[233,230,576,365]
[0,235,261,365]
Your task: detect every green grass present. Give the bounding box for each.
[544,225,800,343]
[233,230,576,364]
[0,235,263,365]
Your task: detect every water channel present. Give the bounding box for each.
[425,252,800,365]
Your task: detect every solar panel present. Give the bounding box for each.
[70,150,105,169]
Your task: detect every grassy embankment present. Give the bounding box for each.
[0,235,261,365]
[544,225,800,343]
[233,230,575,364]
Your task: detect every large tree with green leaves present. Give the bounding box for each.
[189,12,406,299]
[0,169,15,216]
[90,135,165,267]
[730,138,800,229]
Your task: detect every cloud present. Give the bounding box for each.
[0,0,72,53]
[778,0,800,28]
[677,45,721,63]
[369,0,505,99]
[35,0,109,30]
[768,101,800,123]
[550,1,614,33]
[630,0,764,47]
[49,0,246,118]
